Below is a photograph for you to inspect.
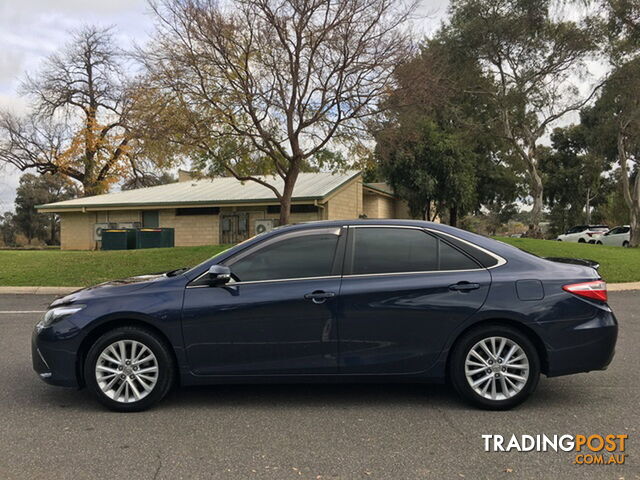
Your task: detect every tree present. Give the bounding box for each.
[373,36,518,226]
[539,125,611,235]
[0,212,17,247]
[0,26,167,196]
[376,118,477,223]
[13,173,78,245]
[589,0,640,246]
[141,0,415,225]
[584,59,640,246]
[121,172,177,190]
[446,0,600,232]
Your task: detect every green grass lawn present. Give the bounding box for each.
[0,245,231,287]
[496,237,640,284]
[0,238,637,286]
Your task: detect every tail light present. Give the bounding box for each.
[562,280,608,302]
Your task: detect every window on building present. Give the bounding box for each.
[176,207,220,216]
[142,210,159,228]
[266,204,319,214]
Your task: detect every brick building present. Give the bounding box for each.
[37,171,415,250]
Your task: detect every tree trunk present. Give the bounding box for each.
[528,165,544,231]
[449,205,458,227]
[585,187,591,224]
[278,168,300,226]
[618,132,640,247]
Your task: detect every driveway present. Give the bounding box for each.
[0,293,637,479]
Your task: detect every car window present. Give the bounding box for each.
[229,232,339,282]
[620,227,630,234]
[609,227,621,235]
[350,227,478,275]
[439,241,480,270]
[568,226,586,234]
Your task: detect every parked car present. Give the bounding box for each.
[33,220,618,412]
[556,225,609,243]
[594,225,631,247]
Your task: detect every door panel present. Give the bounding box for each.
[338,226,491,374]
[338,270,491,374]
[182,278,340,375]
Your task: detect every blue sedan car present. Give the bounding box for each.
[32,220,617,411]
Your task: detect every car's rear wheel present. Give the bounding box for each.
[578,238,586,243]
[623,241,629,248]
[450,325,540,410]
[596,241,603,245]
[84,326,175,412]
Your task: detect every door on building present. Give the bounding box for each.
[220,213,249,244]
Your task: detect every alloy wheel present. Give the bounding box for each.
[95,340,159,403]
[464,336,530,401]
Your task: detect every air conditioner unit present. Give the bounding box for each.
[118,222,141,230]
[255,219,275,235]
[94,223,117,241]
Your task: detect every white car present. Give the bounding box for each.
[556,225,609,243]
[594,225,631,247]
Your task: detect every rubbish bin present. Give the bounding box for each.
[101,229,136,250]
[134,228,175,249]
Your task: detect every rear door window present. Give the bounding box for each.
[349,227,479,275]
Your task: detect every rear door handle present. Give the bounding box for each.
[304,291,336,304]
[449,282,480,292]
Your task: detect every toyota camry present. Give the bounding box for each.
[32,220,618,411]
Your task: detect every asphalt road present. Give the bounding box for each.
[0,293,637,480]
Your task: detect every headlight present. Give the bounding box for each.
[36,305,85,331]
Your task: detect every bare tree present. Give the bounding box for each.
[0,26,163,196]
[142,0,415,224]
[448,0,601,232]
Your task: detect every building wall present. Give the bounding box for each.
[363,191,399,219]
[326,178,363,220]
[159,209,220,246]
[60,212,96,250]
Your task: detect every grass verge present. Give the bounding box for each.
[0,245,231,287]
[0,238,637,286]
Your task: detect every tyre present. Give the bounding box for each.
[623,241,629,248]
[596,241,603,245]
[449,324,540,410]
[578,238,586,243]
[84,326,175,412]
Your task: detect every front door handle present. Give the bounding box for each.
[304,290,336,304]
[449,282,480,292]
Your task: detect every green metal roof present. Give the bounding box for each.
[37,171,362,211]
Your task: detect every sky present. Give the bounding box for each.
[0,0,448,213]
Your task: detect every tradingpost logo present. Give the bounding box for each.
[482,434,628,465]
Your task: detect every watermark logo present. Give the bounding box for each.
[482,434,627,465]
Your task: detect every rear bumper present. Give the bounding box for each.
[544,308,618,377]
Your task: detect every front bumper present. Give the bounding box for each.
[544,308,618,377]
[31,327,81,388]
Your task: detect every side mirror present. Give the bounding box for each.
[207,265,231,286]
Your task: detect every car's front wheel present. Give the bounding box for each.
[450,325,540,410]
[84,326,175,412]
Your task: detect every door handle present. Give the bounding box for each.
[304,291,336,304]
[449,282,480,292]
